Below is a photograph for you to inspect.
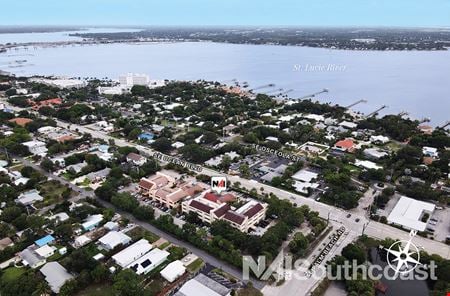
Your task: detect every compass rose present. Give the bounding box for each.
[384,230,421,277]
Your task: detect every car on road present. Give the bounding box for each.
[355,218,360,222]
[428,221,437,226]
[346,214,352,218]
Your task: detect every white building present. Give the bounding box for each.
[35,245,55,258]
[119,73,150,87]
[160,260,186,282]
[423,146,439,158]
[354,159,383,170]
[370,135,390,144]
[73,235,92,248]
[127,248,169,275]
[175,273,231,296]
[98,231,131,250]
[387,196,435,231]
[112,239,152,268]
[40,262,74,293]
[22,140,48,156]
[363,148,389,160]
[16,189,44,206]
[291,169,320,194]
[81,214,104,231]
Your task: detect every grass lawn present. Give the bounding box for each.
[75,282,115,296]
[1,267,26,283]
[37,180,70,205]
[158,241,171,250]
[126,226,159,243]
[186,258,204,273]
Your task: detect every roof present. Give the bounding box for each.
[16,190,44,205]
[387,196,436,231]
[223,211,246,225]
[176,273,231,296]
[35,235,55,247]
[160,260,186,282]
[244,203,264,218]
[139,178,154,190]
[189,200,213,213]
[127,152,144,161]
[19,248,44,267]
[82,214,103,230]
[127,248,169,275]
[335,138,355,150]
[98,231,131,249]
[292,169,318,182]
[0,237,13,250]
[35,244,54,257]
[40,262,74,293]
[8,117,32,126]
[212,204,230,218]
[112,239,152,268]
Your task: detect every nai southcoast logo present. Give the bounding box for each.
[211,176,227,194]
[242,230,437,281]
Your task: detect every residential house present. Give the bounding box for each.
[98,231,131,250]
[126,152,146,166]
[40,262,74,293]
[22,140,48,156]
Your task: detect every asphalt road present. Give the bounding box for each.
[15,155,265,289]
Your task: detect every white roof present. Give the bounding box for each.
[387,196,435,231]
[178,279,221,296]
[112,239,152,268]
[82,214,103,230]
[98,231,131,249]
[35,245,54,258]
[74,235,91,246]
[355,159,382,170]
[127,248,169,275]
[40,262,74,293]
[339,121,358,129]
[160,260,186,282]
[304,114,325,122]
[292,169,318,182]
[22,140,46,147]
[50,212,70,222]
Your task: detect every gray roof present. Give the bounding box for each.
[40,262,74,293]
[19,247,44,266]
[194,273,231,295]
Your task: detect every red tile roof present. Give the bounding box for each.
[243,203,264,218]
[204,192,220,203]
[190,200,213,213]
[213,204,230,218]
[335,139,355,151]
[223,211,246,225]
[138,178,154,190]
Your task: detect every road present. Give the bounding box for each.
[3,101,450,294]
[14,155,265,289]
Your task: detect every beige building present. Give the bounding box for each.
[138,172,208,208]
[181,192,267,233]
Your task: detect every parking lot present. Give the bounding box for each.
[427,207,450,242]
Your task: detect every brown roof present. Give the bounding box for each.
[9,117,33,127]
[149,175,170,187]
[189,200,213,213]
[223,211,246,225]
[127,152,144,161]
[244,203,264,218]
[0,237,13,251]
[213,204,231,218]
[138,178,154,190]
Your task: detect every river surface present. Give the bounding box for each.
[0,32,449,125]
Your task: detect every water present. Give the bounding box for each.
[1,39,449,125]
[0,28,142,44]
[369,248,430,296]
